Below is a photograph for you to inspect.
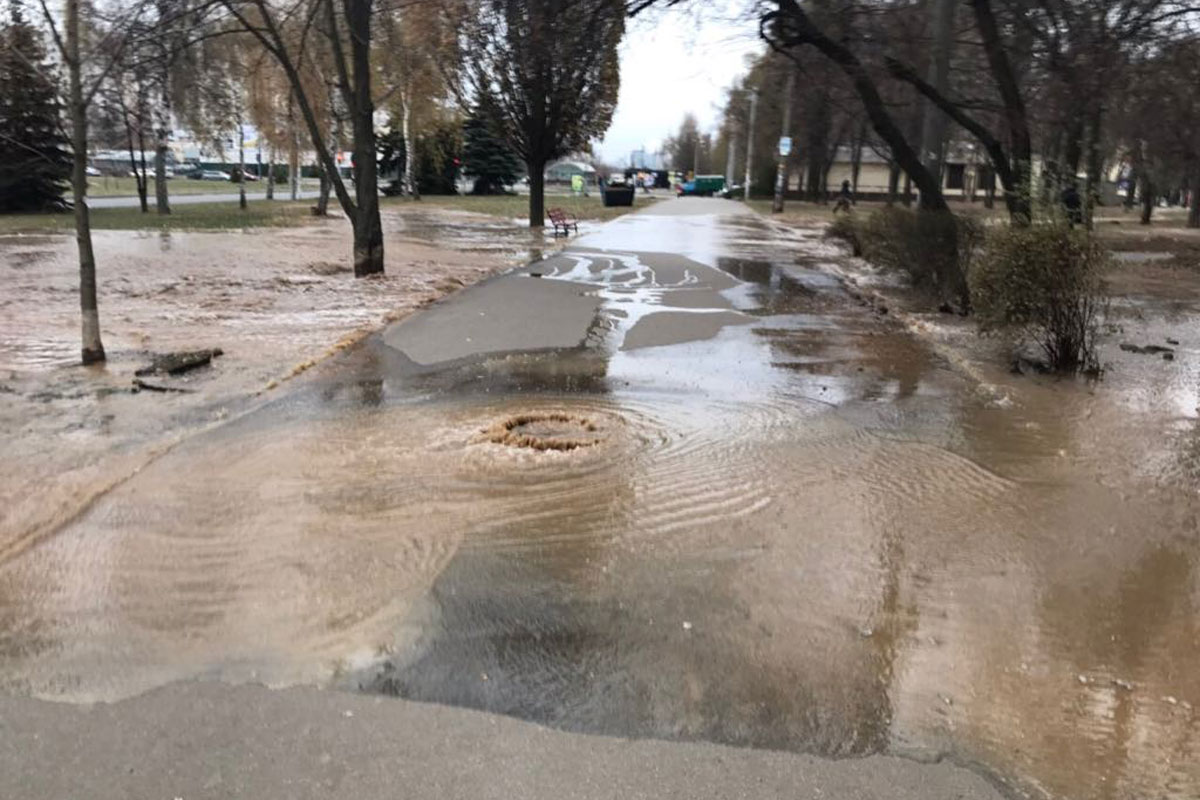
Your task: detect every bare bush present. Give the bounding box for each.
[824,214,861,255]
[828,207,982,309]
[971,225,1108,373]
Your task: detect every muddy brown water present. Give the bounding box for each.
[2,200,1199,799]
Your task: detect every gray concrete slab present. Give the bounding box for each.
[381,273,603,365]
[0,682,1009,800]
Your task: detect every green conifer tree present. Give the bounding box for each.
[0,0,72,213]
[462,103,521,195]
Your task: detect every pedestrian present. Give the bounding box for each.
[832,180,854,214]
[1061,183,1083,227]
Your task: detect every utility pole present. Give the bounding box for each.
[743,88,758,201]
[918,0,956,187]
[772,68,796,214]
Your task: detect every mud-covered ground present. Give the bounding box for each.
[2,199,1198,800]
[0,207,556,564]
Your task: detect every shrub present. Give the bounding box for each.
[830,207,981,309]
[824,214,861,255]
[971,224,1108,373]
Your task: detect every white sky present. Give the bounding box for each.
[594,2,763,165]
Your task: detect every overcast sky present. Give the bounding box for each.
[594,2,762,165]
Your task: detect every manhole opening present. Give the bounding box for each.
[483,412,602,452]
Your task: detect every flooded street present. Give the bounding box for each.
[2,199,1199,799]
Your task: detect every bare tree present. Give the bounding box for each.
[220,0,384,276]
[37,0,150,364]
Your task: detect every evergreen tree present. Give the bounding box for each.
[0,0,71,213]
[462,105,520,195]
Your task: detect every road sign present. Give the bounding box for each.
[778,136,792,157]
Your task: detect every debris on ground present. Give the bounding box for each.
[131,378,194,394]
[1119,343,1174,355]
[135,348,224,377]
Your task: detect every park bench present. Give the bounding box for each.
[548,207,579,237]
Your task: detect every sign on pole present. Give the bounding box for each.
[778,136,792,157]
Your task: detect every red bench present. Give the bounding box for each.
[547,207,578,237]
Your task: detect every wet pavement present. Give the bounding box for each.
[2,198,1199,799]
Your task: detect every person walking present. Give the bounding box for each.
[1061,182,1083,227]
[832,180,854,214]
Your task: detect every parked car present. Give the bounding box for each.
[188,169,231,181]
[128,167,174,180]
[230,168,259,183]
[85,165,101,177]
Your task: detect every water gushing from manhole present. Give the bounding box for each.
[482,412,602,451]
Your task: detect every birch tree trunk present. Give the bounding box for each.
[290,127,300,201]
[402,94,418,199]
[66,0,104,364]
[154,1,172,215]
[153,83,171,214]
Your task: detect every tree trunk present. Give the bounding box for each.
[887,162,900,205]
[402,94,419,199]
[1062,116,1084,182]
[316,166,331,215]
[125,120,148,214]
[724,131,737,187]
[528,158,547,227]
[1124,158,1137,210]
[850,121,865,194]
[918,0,956,182]
[288,95,300,201]
[266,148,275,200]
[352,199,383,276]
[290,134,300,201]
[970,0,1032,224]
[238,117,247,210]
[804,90,831,202]
[1141,177,1155,225]
[1041,125,1063,205]
[1082,104,1103,230]
[153,89,171,213]
[66,0,104,364]
[1189,169,1200,229]
[138,129,149,213]
[153,7,171,217]
[346,0,384,276]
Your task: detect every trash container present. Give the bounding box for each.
[602,186,635,207]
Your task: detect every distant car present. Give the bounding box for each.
[85,165,101,177]
[189,169,231,181]
[230,168,259,183]
[129,168,174,180]
[719,183,744,199]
